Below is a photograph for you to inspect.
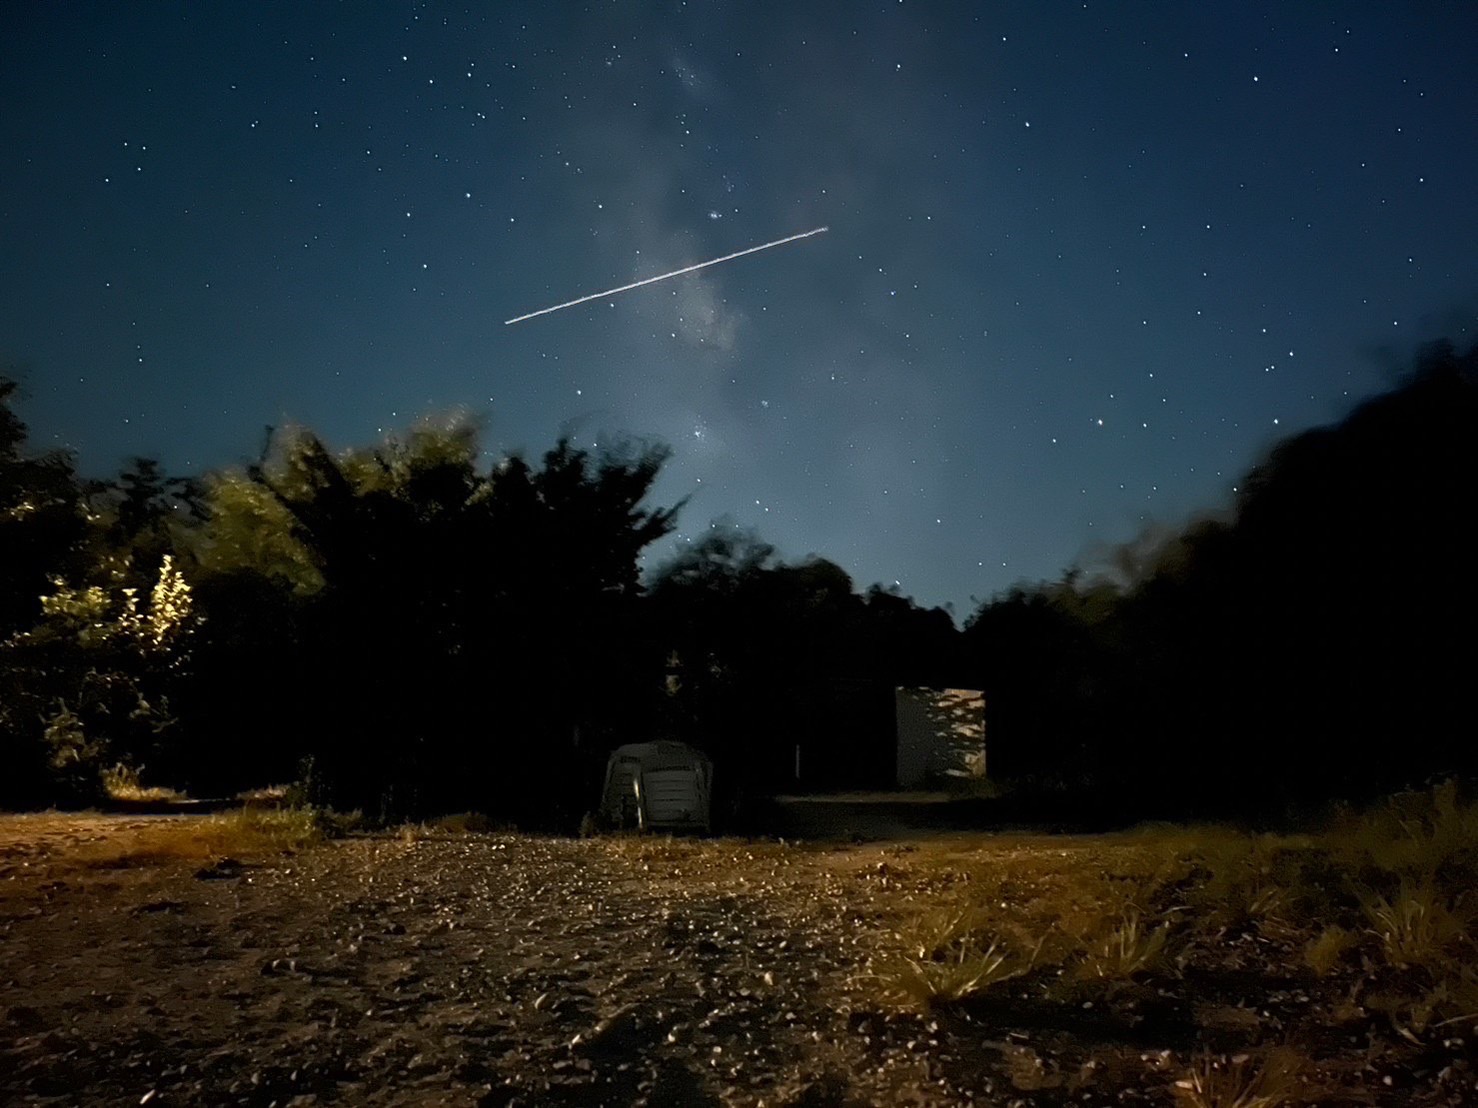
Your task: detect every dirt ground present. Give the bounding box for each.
[0,814,1005,1107]
[2,813,1475,1106]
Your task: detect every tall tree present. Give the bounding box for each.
[187,422,678,822]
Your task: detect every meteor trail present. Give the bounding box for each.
[504,225,828,325]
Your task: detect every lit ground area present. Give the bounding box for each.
[1,809,1475,1105]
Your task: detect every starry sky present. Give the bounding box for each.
[3,3,1476,616]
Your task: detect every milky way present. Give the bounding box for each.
[1,3,1475,614]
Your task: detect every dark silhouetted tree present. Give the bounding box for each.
[0,378,86,639]
[0,378,90,806]
[650,528,962,794]
[186,421,678,822]
[963,339,1478,817]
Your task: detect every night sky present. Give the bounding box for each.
[4,3,1476,615]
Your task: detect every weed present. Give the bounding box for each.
[210,806,322,853]
[906,905,990,961]
[1183,833,1307,937]
[1171,1049,1305,1108]
[872,900,1044,1009]
[1368,958,1478,1043]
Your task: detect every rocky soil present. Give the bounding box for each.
[4,814,1476,1106]
[0,818,1002,1107]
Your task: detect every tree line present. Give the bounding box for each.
[962,339,1478,818]
[0,388,960,823]
[2,339,1473,824]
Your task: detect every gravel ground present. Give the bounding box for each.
[0,821,991,1107]
[8,816,1474,1106]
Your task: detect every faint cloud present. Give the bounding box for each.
[670,273,740,350]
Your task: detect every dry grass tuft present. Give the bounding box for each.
[1171,1049,1306,1108]
[1182,832,1307,936]
[67,807,323,870]
[102,763,184,803]
[1358,880,1469,971]
[429,811,494,834]
[1076,907,1172,982]
[1302,925,1357,977]
[871,901,1044,1009]
[1338,779,1478,880]
[872,937,1034,1009]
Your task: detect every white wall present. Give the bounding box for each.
[895,687,986,788]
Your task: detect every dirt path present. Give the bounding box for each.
[0,825,970,1107]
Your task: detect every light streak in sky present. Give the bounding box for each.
[504,226,829,325]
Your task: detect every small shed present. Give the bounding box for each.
[598,741,713,832]
[895,687,986,788]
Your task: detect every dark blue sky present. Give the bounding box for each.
[4,2,1475,614]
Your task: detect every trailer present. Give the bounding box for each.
[597,741,713,833]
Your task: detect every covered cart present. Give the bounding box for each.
[597,741,713,832]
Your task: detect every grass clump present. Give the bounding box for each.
[873,904,1043,1009]
[1335,779,1478,881]
[102,763,184,803]
[431,811,493,833]
[874,940,1027,1009]
[148,806,322,860]
[1301,925,1357,977]
[65,807,326,871]
[1358,879,1470,971]
[1179,832,1309,938]
[1171,1049,1306,1108]
[1075,907,1172,982]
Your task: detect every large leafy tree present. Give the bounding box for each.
[188,421,678,821]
